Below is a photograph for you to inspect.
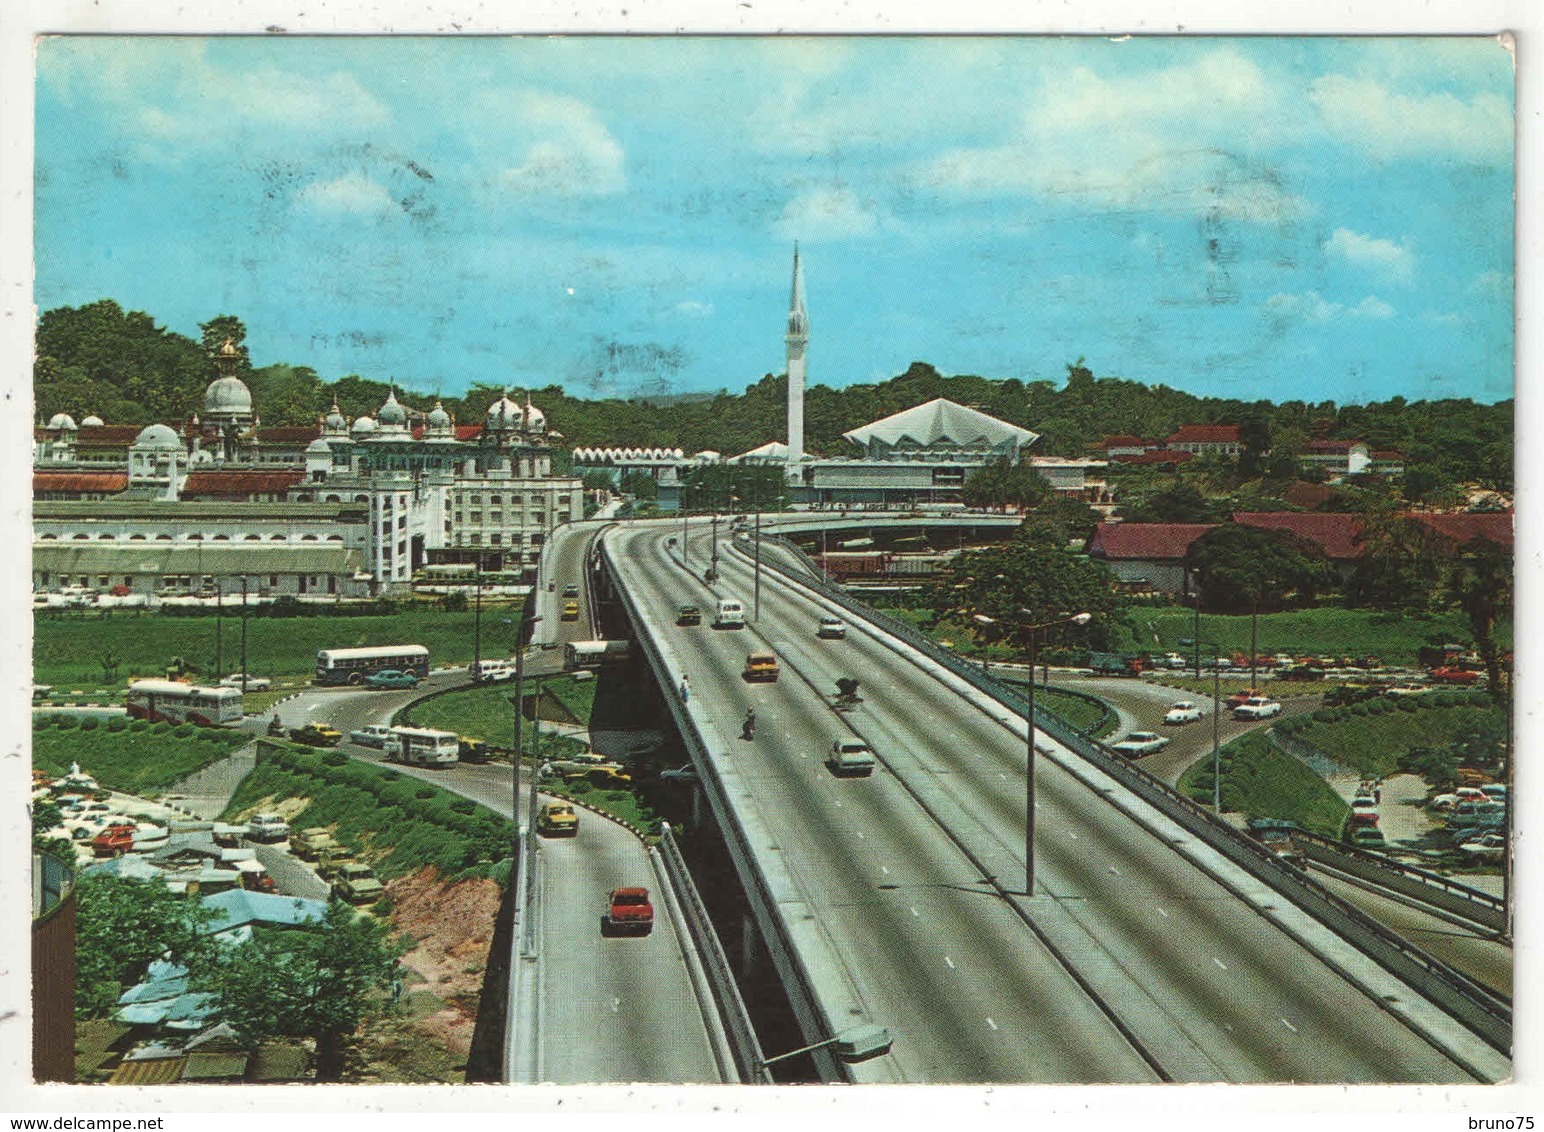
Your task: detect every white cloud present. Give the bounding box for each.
[919,48,1310,223]
[1326,228,1415,282]
[671,300,715,318]
[492,93,625,197]
[775,186,882,241]
[1264,291,1396,323]
[1308,75,1512,161]
[296,173,398,216]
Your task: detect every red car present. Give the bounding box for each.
[91,824,136,857]
[604,887,655,936]
[1429,666,1481,685]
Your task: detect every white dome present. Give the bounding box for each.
[523,395,546,430]
[427,400,451,428]
[351,415,378,434]
[204,375,253,415]
[324,398,347,432]
[133,423,183,451]
[81,414,104,427]
[378,390,408,427]
[47,412,77,430]
[306,438,333,454]
[486,394,523,430]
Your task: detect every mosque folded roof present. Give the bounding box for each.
[842,398,1039,449]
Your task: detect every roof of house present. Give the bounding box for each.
[1087,522,1216,561]
[33,471,130,494]
[1098,434,1151,448]
[1282,482,1335,510]
[32,543,364,575]
[201,887,327,933]
[843,398,1039,449]
[1110,450,1194,466]
[1414,511,1513,548]
[182,470,306,495]
[74,425,146,445]
[255,426,321,443]
[1167,424,1241,445]
[1231,511,1366,559]
[1303,438,1366,455]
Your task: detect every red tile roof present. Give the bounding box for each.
[1414,511,1513,548]
[1232,512,1365,559]
[183,471,306,495]
[33,472,129,494]
[1282,482,1334,510]
[1303,439,1363,455]
[256,426,321,443]
[1372,450,1405,461]
[1088,522,1216,561]
[1167,424,1240,445]
[1111,450,1194,466]
[74,425,144,445]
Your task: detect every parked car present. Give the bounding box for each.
[537,802,579,837]
[604,887,654,935]
[246,813,291,842]
[827,739,877,777]
[315,848,358,881]
[1351,828,1388,849]
[1232,696,1283,720]
[364,669,421,690]
[1458,833,1505,861]
[221,673,272,691]
[1164,700,1204,725]
[332,862,385,905]
[660,764,700,784]
[291,828,339,861]
[289,722,342,747]
[91,824,137,857]
[676,604,702,626]
[817,616,847,640]
[349,724,394,748]
[1110,731,1170,757]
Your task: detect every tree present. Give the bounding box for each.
[581,470,615,491]
[75,875,215,1019]
[962,456,1052,511]
[199,315,251,370]
[1185,523,1332,613]
[927,524,1119,649]
[1236,412,1272,479]
[619,470,659,501]
[1117,480,1225,524]
[1446,537,1512,702]
[1345,511,1449,610]
[195,900,406,1081]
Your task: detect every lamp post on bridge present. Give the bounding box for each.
[973,608,1091,896]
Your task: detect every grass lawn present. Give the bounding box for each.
[1115,605,1506,667]
[33,716,249,796]
[1178,730,1349,838]
[1284,700,1505,778]
[33,606,529,692]
[399,683,588,759]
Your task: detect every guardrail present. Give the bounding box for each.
[600,533,857,1084]
[744,533,1513,1060]
[1289,828,1508,935]
[658,823,769,1082]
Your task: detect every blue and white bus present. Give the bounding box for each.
[315,645,430,686]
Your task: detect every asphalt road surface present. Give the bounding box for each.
[605,519,1504,1084]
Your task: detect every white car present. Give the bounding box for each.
[1232,696,1282,720]
[246,813,290,842]
[349,724,394,748]
[1110,731,1170,757]
[1161,653,1188,670]
[1164,700,1204,725]
[221,673,272,691]
[817,616,847,640]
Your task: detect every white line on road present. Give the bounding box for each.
[1156,906,1169,918]
[986,1017,999,1031]
[611,997,621,1013]
[1213,957,1228,971]
[910,907,919,917]
[880,866,889,875]
[1281,1018,1298,1034]
[1108,866,1120,876]
[944,956,956,969]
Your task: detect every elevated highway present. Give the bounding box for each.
[596,516,1510,1084]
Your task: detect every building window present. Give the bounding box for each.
[301,534,318,542]
[490,494,501,504]
[470,512,482,524]
[98,533,114,540]
[186,533,203,541]
[469,534,481,545]
[397,515,406,529]
[245,534,261,541]
[490,512,502,524]
[327,534,343,542]
[454,512,463,523]
[39,534,57,540]
[99,575,110,587]
[490,533,502,545]
[270,575,279,587]
[73,533,89,540]
[270,534,286,541]
[129,534,145,541]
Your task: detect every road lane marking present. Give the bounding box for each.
[1156,906,1169,918]
[1212,957,1228,971]
[880,866,889,875]
[944,956,956,969]
[986,1017,999,1031]
[910,906,919,917]
[611,998,621,1013]
[1108,866,1120,876]
[1281,1018,1298,1034]
[1068,831,1078,840]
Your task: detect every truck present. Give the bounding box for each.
[289,722,342,748]
[604,887,654,935]
[332,862,385,905]
[713,599,746,629]
[385,726,460,767]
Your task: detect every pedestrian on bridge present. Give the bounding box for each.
[680,674,690,702]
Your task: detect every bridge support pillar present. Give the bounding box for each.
[739,913,767,981]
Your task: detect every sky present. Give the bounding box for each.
[32,34,1516,406]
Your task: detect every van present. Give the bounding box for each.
[714,598,746,628]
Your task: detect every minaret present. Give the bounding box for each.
[785,243,808,484]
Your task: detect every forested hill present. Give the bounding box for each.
[34,299,1512,477]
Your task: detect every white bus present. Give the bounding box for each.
[125,680,244,726]
[386,726,460,767]
[563,640,632,670]
[315,645,430,686]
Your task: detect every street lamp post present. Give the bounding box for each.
[239,577,249,693]
[1196,641,1224,814]
[214,582,223,681]
[710,513,720,581]
[974,608,1091,896]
